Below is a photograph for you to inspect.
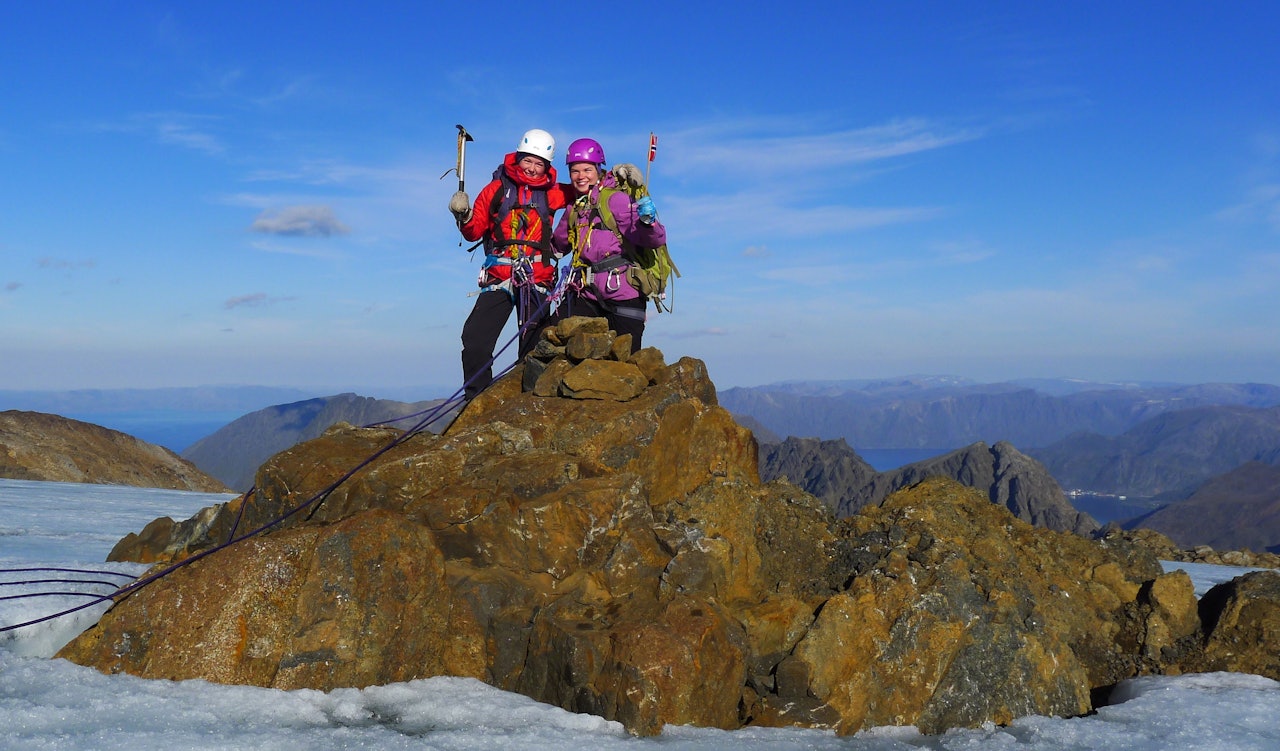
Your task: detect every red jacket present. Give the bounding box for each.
[459,152,568,288]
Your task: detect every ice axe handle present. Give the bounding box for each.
[456,124,474,193]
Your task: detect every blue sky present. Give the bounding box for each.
[2,2,1278,396]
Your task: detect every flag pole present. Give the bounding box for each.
[645,132,657,190]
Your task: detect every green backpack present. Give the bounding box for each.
[593,184,681,313]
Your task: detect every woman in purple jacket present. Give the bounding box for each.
[551,138,667,351]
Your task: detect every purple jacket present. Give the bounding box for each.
[552,187,667,303]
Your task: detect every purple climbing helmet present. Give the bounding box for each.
[564,138,606,166]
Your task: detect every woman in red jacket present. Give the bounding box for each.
[448,129,566,400]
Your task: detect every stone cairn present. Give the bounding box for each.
[521,316,667,401]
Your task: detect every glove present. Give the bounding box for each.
[636,196,657,225]
[449,191,472,223]
[612,163,645,190]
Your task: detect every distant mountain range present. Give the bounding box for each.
[0,385,320,414]
[730,376,1280,553]
[759,437,1098,536]
[1126,462,1280,553]
[182,393,455,491]
[0,385,455,453]
[1028,405,1280,499]
[723,377,1280,499]
[720,377,1280,449]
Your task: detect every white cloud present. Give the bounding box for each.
[251,205,350,237]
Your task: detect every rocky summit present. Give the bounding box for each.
[57,319,1280,736]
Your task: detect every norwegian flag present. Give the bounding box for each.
[647,132,657,162]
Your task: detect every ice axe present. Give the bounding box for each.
[440,124,475,193]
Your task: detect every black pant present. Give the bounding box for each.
[461,288,547,400]
[555,293,646,353]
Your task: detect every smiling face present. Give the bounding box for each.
[517,154,548,179]
[568,163,600,194]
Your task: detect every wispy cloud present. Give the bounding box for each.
[629,116,972,245]
[37,257,96,270]
[188,64,320,106]
[4,282,20,292]
[927,239,997,265]
[155,119,223,153]
[755,240,995,288]
[88,112,225,155]
[673,192,944,239]
[673,117,984,177]
[243,160,429,189]
[248,240,346,260]
[665,327,730,339]
[251,205,350,237]
[757,264,865,287]
[1217,183,1280,231]
[224,292,296,310]
[250,76,324,107]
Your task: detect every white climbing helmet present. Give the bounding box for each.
[516,128,555,163]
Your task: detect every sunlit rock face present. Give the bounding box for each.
[1197,570,1280,680]
[59,320,1260,736]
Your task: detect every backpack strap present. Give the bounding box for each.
[592,188,631,254]
[567,187,638,266]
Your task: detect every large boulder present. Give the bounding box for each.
[784,477,1193,734]
[55,321,1272,736]
[1197,570,1280,679]
[70,509,467,688]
